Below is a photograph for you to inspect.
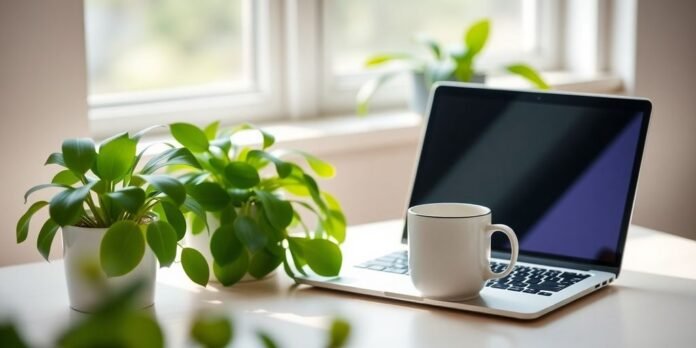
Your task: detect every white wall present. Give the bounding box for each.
[0,0,90,266]
[622,0,696,240]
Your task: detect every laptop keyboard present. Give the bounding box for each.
[355,251,592,296]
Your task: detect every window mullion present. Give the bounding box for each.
[284,0,322,120]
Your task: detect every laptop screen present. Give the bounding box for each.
[406,86,650,268]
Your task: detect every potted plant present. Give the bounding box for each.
[356,18,550,115]
[167,122,346,286]
[16,127,208,312]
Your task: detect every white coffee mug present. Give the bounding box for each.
[408,203,519,300]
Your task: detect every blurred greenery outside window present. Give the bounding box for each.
[85,0,554,119]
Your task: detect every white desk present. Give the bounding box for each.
[1,221,696,347]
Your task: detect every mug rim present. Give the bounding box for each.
[408,203,491,219]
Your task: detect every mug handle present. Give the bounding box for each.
[485,224,519,280]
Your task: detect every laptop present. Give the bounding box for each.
[297,83,652,319]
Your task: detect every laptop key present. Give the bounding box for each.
[492,283,510,290]
[537,291,553,296]
[367,265,386,271]
[528,283,567,292]
[523,289,539,294]
[384,267,408,274]
[508,286,524,292]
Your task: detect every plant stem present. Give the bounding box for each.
[85,194,107,227]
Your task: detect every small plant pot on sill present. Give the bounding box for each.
[62,225,157,312]
[185,215,276,285]
[410,72,486,115]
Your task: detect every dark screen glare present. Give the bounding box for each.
[408,88,648,266]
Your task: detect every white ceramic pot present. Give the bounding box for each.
[186,213,274,283]
[62,225,157,312]
[410,72,486,115]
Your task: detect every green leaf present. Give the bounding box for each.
[181,248,209,286]
[453,60,474,82]
[257,331,279,348]
[161,201,186,240]
[327,318,351,348]
[57,307,164,348]
[106,187,146,214]
[146,221,178,267]
[132,124,164,142]
[51,170,80,186]
[506,63,550,89]
[219,205,237,226]
[16,201,48,243]
[0,322,30,348]
[356,71,400,116]
[224,161,260,188]
[204,121,220,140]
[275,150,335,178]
[45,152,65,167]
[227,123,275,149]
[23,183,70,203]
[464,19,490,58]
[183,197,209,232]
[62,138,97,175]
[190,313,233,348]
[302,174,328,212]
[228,189,253,205]
[290,238,342,276]
[141,147,201,175]
[210,137,232,154]
[119,312,165,348]
[132,142,175,175]
[248,247,282,279]
[97,133,137,181]
[255,190,293,231]
[233,216,267,252]
[190,213,206,235]
[210,224,243,266]
[100,221,146,277]
[49,181,97,226]
[322,192,342,211]
[303,153,335,178]
[189,182,230,211]
[325,209,347,243]
[246,150,291,178]
[257,209,284,242]
[287,239,308,276]
[415,33,442,59]
[37,218,59,261]
[213,250,249,286]
[170,123,209,153]
[364,53,412,67]
[282,253,296,280]
[138,175,186,206]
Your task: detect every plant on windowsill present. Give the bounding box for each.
[16,126,209,312]
[356,18,551,115]
[167,121,346,287]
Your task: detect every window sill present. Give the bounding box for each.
[137,73,624,156]
[255,72,624,155]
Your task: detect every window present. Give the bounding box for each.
[85,0,284,136]
[319,0,559,113]
[85,0,559,135]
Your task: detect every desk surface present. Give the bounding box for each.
[1,221,696,347]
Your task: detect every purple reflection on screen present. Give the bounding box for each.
[521,114,643,261]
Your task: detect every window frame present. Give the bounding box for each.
[86,0,602,137]
[88,0,285,137]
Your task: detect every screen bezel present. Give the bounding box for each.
[401,83,652,275]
